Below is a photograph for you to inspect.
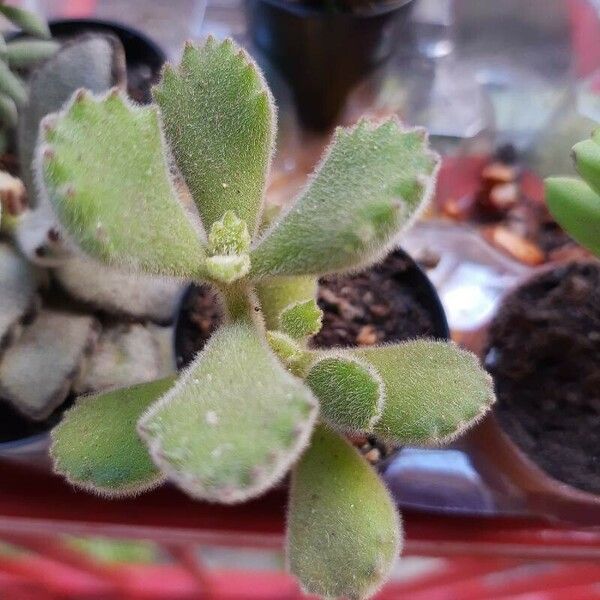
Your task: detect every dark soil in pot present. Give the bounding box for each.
[485,261,600,495]
[312,249,447,348]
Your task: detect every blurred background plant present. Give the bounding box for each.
[0,1,58,150]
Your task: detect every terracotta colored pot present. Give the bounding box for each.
[466,415,600,526]
[469,261,600,525]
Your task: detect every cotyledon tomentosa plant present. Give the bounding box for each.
[41,37,495,599]
[545,127,600,256]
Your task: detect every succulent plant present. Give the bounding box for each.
[545,128,600,256]
[9,33,126,259]
[17,33,126,207]
[0,2,58,140]
[43,37,495,599]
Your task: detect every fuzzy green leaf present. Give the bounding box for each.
[0,5,51,38]
[545,177,600,256]
[6,38,59,69]
[138,321,318,503]
[256,276,318,331]
[153,37,275,235]
[355,341,495,444]
[287,425,401,600]
[38,89,207,278]
[0,60,26,104]
[51,377,174,497]
[251,119,439,278]
[306,356,384,432]
[280,299,322,339]
[18,34,126,207]
[573,136,600,195]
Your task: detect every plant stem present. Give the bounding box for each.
[218,282,258,324]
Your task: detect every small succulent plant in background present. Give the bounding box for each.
[0,2,57,216]
[42,37,495,599]
[545,128,600,256]
[0,2,59,141]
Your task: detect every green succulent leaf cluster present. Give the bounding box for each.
[0,3,58,136]
[545,128,600,256]
[42,37,495,599]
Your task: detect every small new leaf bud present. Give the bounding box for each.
[208,210,251,256]
[206,211,252,283]
[205,253,251,284]
[280,299,323,339]
[266,330,303,364]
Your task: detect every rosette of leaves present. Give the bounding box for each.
[545,128,600,256]
[0,2,59,138]
[43,37,495,599]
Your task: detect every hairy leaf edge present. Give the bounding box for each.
[137,329,319,504]
[364,340,496,447]
[33,86,209,275]
[250,117,441,279]
[153,36,278,240]
[50,393,166,499]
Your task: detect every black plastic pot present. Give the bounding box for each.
[246,0,415,131]
[173,247,449,369]
[389,248,449,340]
[48,18,166,103]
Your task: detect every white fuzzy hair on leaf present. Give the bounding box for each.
[249,118,441,280]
